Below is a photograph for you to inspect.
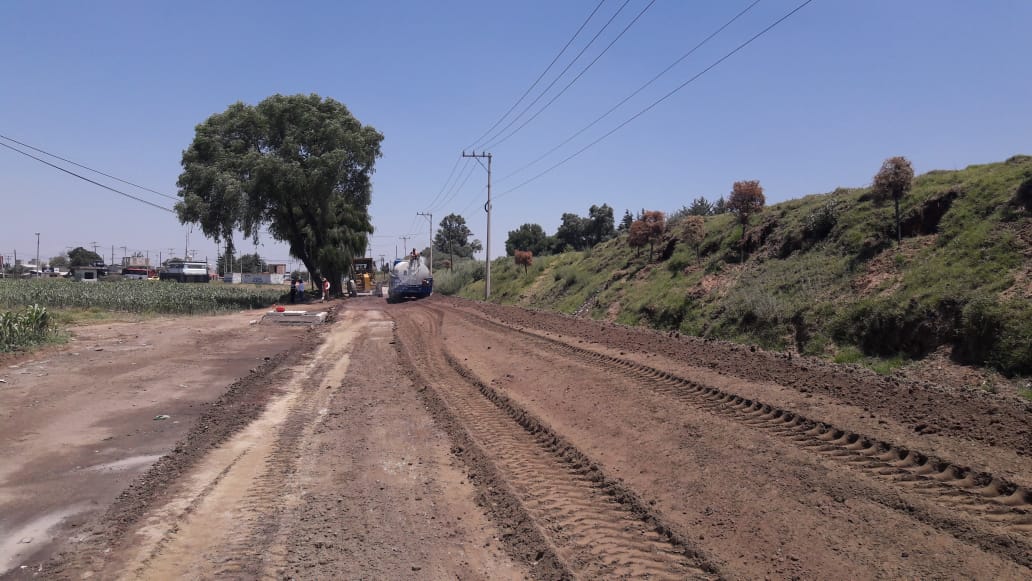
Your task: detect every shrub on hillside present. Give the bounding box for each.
[804,199,841,241]
[434,261,484,295]
[956,296,1032,375]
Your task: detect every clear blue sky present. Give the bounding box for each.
[2,1,1029,269]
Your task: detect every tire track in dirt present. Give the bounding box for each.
[105,311,357,579]
[449,308,1032,567]
[393,306,717,580]
[461,298,1032,457]
[39,323,323,580]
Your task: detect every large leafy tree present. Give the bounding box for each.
[505,223,552,256]
[217,252,267,274]
[728,180,765,262]
[67,246,103,267]
[585,204,616,246]
[434,213,473,269]
[175,94,383,295]
[555,212,587,251]
[871,156,914,245]
[49,255,69,269]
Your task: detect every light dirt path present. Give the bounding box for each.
[73,306,526,580]
[0,310,304,577]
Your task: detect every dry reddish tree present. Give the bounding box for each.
[514,250,533,274]
[681,215,705,264]
[871,156,914,245]
[627,219,650,257]
[727,180,765,262]
[642,210,666,261]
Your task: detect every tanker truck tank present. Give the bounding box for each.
[387,256,433,303]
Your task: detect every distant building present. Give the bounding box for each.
[267,263,287,274]
[71,265,104,282]
[122,256,150,267]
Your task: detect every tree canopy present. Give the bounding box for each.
[554,204,616,251]
[434,213,474,268]
[505,223,553,256]
[67,247,103,267]
[175,93,383,294]
[217,252,267,274]
[728,180,765,262]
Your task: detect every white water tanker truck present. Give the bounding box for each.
[387,256,433,303]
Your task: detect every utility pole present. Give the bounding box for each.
[399,235,410,259]
[110,245,114,266]
[35,233,40,273]
[416,212,433,275]
[120,246,127,267]
[462,150,492,299]
[90,241,99,255]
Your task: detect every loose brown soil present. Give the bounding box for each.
[2,295,1029,579]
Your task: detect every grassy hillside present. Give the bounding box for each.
[451,155,1032,376]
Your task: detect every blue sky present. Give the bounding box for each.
[2,0,1030,269]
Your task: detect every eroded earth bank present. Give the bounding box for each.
[3,296,1030,579]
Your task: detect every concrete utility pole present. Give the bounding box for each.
[416,212,433,276]
[35,233,40,273]
[462,150,492,299]
[120,246,127,267]
[399,236,410,258]
[90,241,99,255]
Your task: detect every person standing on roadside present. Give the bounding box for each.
[298,278,305,302]
[289,278,297,304]
[322,277,330,301]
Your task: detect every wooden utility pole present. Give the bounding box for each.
[416,212,433,276]
[462,150,492,299]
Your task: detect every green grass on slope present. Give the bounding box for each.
[445,156,1032,375]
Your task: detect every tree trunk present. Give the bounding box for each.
[327,268,342,296]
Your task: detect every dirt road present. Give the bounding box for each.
[3,296,1030,579]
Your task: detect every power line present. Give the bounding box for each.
[465,0,608,151]
[475,0,634,150]
[421,154,463,212]
[482,0,658,151]
[497,0,815,200]
[0,133,178,201]
[0,140,175,213]
[498,0,763,183]
[429,157,479,213]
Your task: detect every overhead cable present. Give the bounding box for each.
[465,0,608,151]
[475,0,634,149]
[482,0,658,151]
[0,133,178,201]
[497,0,815,200]
[499,0,763,183]
[0,140,175,213]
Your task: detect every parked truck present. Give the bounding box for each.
[159,260,210,283]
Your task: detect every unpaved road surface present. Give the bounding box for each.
[2,296,1030,579]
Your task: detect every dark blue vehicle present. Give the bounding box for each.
[387,257,433,303]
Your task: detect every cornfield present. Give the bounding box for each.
[0,304,53,352]
[0,279,284,315]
